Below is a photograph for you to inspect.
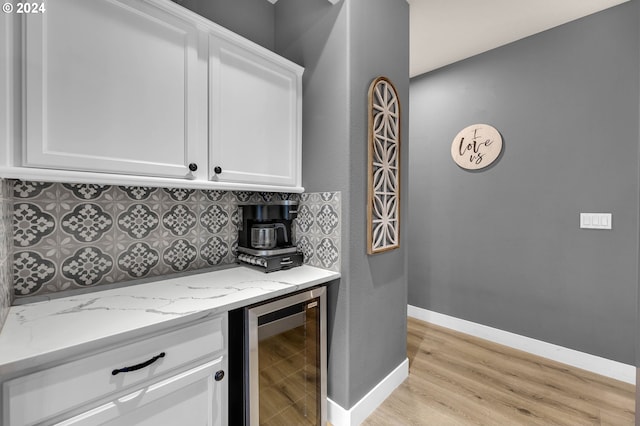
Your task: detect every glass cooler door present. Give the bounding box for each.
[247,287,326,426]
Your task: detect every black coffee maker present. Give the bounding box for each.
[237,201,303,272]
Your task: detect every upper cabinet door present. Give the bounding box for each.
[23,0,204,179]
[209,34,303,187]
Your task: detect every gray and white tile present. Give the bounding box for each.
[9,181,342,299]
[0,179,14,332]
[295,191,341,272]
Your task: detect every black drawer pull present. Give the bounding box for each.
[112,352,165,376]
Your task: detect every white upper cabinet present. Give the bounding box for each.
[209,34,303,187]
[22,0,205,179]
[4,0,304,192]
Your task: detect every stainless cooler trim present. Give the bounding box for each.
[246,287,327,426]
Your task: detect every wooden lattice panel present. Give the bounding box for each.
[367,77,401,254]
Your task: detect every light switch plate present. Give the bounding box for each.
[580,213,612,230]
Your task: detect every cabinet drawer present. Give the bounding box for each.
[5,315,225,426]
[57,356,225,426]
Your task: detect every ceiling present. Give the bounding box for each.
[409,0,630,77]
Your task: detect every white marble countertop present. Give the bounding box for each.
[0,265,340,377]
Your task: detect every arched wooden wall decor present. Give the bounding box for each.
[367,76,401,254]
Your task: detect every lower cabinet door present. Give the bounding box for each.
[56,357,225,426]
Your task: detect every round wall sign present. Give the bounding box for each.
[451,124,503,170]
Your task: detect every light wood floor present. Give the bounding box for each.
[363,317,635,425]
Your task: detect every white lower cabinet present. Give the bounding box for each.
[3,315,227,426]
[57,356,224,426]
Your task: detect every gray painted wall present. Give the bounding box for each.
[173,0,275,50]
[274,0,352,406]
[637,0,640,420]
[409,2,639,364]
[276,0,409,408]
[0,15,15,332]
[346,0,409,405]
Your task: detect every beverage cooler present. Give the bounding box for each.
[229,287,327,425]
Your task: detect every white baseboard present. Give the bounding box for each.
[407,305,636,385]
[328,358,408,426]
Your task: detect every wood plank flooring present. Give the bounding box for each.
[363,317,635,425]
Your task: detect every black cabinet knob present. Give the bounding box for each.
[214,370,225,381]
[188,163,198,172]
[214,166,222,174]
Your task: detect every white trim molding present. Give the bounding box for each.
[408,305,635,385]
[328,358,408,426]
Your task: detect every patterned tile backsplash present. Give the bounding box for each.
[0,179,14,329]
[10,181,341,299]
[296,192,341,272]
